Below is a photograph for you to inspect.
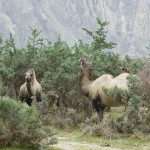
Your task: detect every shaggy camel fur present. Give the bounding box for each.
[19,68,42,106]
[79,58,130,121]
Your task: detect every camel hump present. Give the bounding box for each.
[110,73,129,90]
[114,72,129,81]
[100,74,114,80]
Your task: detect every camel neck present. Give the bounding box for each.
[32,73,37,82]
[79,70,93,96]
[26,81,33,96]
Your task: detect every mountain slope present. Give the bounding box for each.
[0,0,150,56]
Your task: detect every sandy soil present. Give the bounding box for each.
[52,137,125,150]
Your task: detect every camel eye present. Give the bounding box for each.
[82,64,86,68]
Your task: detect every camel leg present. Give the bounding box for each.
[25,97,32,106]
[20,96,32,106]
[92,97,105,121]
[20,96,25,103]
[36,95,42,102]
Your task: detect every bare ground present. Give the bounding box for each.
[52,136,125,150]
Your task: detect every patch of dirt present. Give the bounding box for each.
[52,137,125,150]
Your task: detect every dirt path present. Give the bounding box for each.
[52,137,125,150]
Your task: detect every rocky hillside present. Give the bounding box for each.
[0,0,150,56]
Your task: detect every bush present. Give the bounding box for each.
[108,74,150,136]
[81,74,149,138]
[0,78,8,98]
[0,19,144,115]
[81,115,121,139]
[46,107,91,130]
[0,18,146,138]
[0,98,55,148]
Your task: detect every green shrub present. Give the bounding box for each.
[0,19,143,114]
[108,75,150,136]
[0,18,145,137]
[0,98,55,148]
[0,78,8,98]
[81,74,149,138]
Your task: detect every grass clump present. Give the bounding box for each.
[43,145,63,150]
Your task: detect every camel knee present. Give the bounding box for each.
[92,98,101,112]
[92,96,105,112]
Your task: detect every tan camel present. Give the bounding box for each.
[19,68,42,106]
[79,58,130,121]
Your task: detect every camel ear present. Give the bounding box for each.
[80,61,83,68]
[80,60,84,70]
[79,57,86,66]
[79,57,83,62]
[120,67,123,70]
[120,67,130,73]
[31,68,35,74]
[79,58,83,65]
[79,57,86,61]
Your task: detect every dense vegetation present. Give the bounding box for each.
[0,18,149,148]
[0,98,56,148]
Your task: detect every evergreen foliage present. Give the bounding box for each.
[82,18,116,51]
[0,19,143,102]
[0,98,54,147]
[0,18,148,142]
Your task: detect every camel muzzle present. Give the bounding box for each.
[25,78,31,83]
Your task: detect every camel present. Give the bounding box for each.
[79,58,131,121]
[19,68,42,106]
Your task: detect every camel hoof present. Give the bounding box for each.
[36,97,42,102]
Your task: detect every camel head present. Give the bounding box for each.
[120,67,130,73]
[80,58,93,71]
[25,68,35,83]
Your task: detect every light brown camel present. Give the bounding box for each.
[79,58,130,121]
[19,68,42,106]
